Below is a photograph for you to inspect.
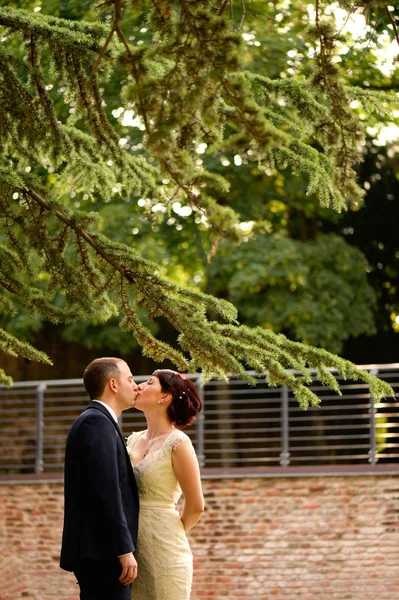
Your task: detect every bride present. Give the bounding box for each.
[126,369,204,600]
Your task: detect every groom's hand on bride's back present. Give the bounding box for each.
[118,552,138,585]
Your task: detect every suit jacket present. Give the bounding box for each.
[60,402,139,571]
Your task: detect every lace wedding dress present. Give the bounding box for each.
[126,429,194,600]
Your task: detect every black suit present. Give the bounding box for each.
[60,402,139,599]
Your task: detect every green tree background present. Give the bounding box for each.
[0,0,398,405]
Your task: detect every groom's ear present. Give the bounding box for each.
[108,377,118,393]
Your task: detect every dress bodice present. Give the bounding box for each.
[126,429,194,506]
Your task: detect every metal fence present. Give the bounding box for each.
[0,364,398,474]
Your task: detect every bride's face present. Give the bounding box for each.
[135,375,164,409]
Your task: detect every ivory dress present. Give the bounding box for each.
[126,429,194,600]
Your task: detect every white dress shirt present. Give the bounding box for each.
[92,400,118,423]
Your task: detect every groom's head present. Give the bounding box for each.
[83,357,126,400]
[83,357,138,414]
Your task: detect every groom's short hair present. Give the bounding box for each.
[83,357,125,400]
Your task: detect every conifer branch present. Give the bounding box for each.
[0,173,393,405]
[218,0,230,16]
[239,0,247,30]
[0,368,13,388]
[315,5,351,172]
[385,6,399,47]
[29,35,62,140]
[25,187,124,277]
[91,24,118,77]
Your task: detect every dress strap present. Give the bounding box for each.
[164,429,194,453]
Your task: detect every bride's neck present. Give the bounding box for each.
[145,413,173,436]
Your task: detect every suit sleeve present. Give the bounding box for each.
[77,414,135,556]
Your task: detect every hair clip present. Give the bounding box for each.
[178,391,186,399]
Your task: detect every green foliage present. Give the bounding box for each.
[209,233,377,354]
[0,0,397,404]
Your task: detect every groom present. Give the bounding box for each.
[60,357,140,599]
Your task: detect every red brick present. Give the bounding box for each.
[1,475,399,599]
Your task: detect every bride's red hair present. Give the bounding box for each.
[152,369,202,428]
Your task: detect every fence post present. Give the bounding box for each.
[195,375,205,467]
[280,385,290,467]
[369,368,378,465]
[35,383,47,473]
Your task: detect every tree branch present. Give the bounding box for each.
[91,0,125,76]
[385,6,399,47]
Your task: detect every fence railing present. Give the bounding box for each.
[1,364,398,474]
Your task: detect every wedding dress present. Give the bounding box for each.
[126,429,194,600]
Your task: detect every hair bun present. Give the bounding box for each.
[153,369,202,428]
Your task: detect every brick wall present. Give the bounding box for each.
[1,473,398,600]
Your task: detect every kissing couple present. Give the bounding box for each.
[60,357,205,600]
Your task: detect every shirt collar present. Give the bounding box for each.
[92,400,118,423]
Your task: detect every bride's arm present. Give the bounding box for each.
[171,439,205,532]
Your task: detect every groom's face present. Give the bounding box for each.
[115,361,138,410]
